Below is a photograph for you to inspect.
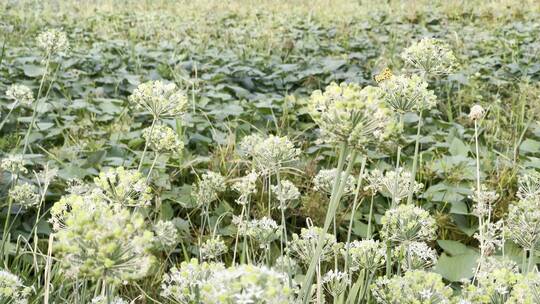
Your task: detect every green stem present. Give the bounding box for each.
[344,157,367,273]
[138,117,157,171]
[528,248,535,273]
[22,56,51,155]
[406,110,423,205]
[367,195,375,239]
[301,143,355,303]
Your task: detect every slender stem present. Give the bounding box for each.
[528,248,535,273]
[146,152,160,182]
[138,117,157,171]
[344,157,367,273]
[22,56,51,155]
[0,105,16,131]
[367,195,375,239]
[406,110,423,205]
[301,143,355,303]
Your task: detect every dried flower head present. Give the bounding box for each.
[0,269,33,304]
[308,82,392,150]
[93,167,153,207]
[129,80,188,119]
[9,183,40,209]
[379,74,437,113]
[381,204,437,243]
[469,104,485,121]
[313,168,356,196]
[142,124,184,153]
[37,29,69,55]
[401,38,457,77]
[6,84,34,106]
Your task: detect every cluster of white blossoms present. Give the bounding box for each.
[381,204,437,243]
[161,260,294,304]
[192,171,226,207]
[1,154,27,175]
[505,172,540,250]
[200,237,228,261]
[142,124,184,153]
[271,179,300,209]
[273,255,299,275]
[93,166,152,207]
[398,241,438,271]
[237,217,280,248]
[8,183,40,209]
[36,29,69,55]
[0,270,32,304]
[516,171,540,200]
[313,168,356,196]
[5,84,34,106]
[378,74,437,114]
[129,80,188,119]
[161,259,224,303]
[287,226,341,264]
[247,134,300,174]
[90,296,128,304]
[372,270,452,304]
[153,220,180,250]
[342,239,385,273]
[322,270,349,298]
[232,171,259,205]
[238,133,263,159]
[461,257,520,303]
[50,194,155,284]
[470,185,499,217]
[401,38,457,77]
[308,82,392,150]
[364,168,423,203]
[507,272,540,304]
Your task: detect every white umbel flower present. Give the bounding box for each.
[6,84,34,106]
[36,29,68,55]
[401,38,457,77]
[129,80,188,119]
[0,269,32,304]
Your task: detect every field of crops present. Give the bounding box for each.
[2,0,540,303]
